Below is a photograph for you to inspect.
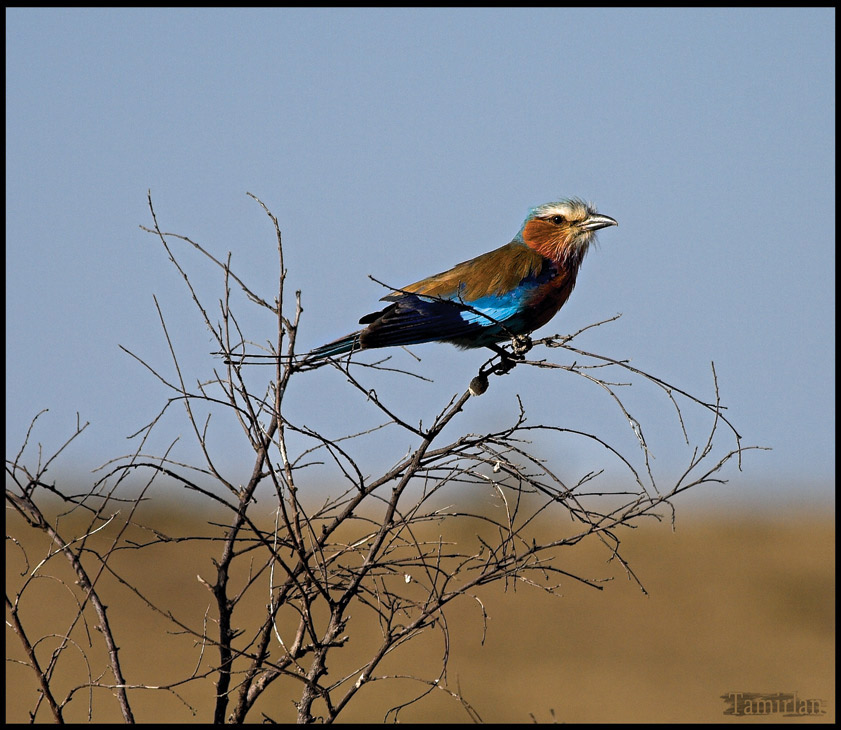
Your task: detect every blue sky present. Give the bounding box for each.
[6,8,835,507]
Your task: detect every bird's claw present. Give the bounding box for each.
[471,351,515,396]
[511,334,532,357]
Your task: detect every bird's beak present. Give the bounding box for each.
[580,213,618,232]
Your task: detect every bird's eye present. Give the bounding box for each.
[550,215,566,225]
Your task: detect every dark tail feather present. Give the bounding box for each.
[305,331,362,361]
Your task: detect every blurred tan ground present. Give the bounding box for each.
[6,500,834,723]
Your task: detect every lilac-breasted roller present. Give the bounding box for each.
[307,199,617,360]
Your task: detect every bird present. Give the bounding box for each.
[305,198,617,362]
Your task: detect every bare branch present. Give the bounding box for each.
[6,194,765,723]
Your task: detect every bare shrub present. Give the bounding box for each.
[6,194,762,723]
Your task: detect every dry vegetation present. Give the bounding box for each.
[8,195,830,723]
[6,501,833,723]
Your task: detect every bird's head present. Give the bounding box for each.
[518,199,617,264]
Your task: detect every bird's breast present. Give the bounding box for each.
[519,267,579,331]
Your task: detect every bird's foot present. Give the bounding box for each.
[485,346,521,376]
[511,334,533,357]
[471,338,534,396]
[487,339,528,364]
